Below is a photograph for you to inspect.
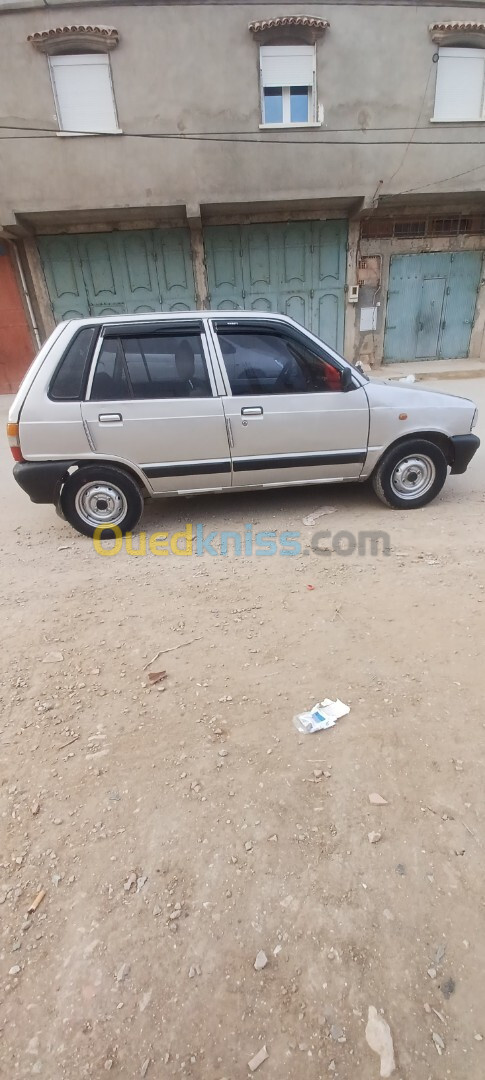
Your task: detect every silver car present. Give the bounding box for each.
[8,311,479,537]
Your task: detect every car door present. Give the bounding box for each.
[81,321,232,493]
[209,319,370,487]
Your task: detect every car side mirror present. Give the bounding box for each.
[341,366,354,392]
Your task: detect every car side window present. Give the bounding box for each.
[216,330,343,395]
[49,327,98,400]
[90,331,213,400]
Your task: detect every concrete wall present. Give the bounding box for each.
[0,1,484,229]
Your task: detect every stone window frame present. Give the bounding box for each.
[27,26,121,136]
[429,24,485,125]
[249,16,329,131]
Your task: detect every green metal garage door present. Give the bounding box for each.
[384,251,482,362]
[38,229,196,323]
[204,220,347,352]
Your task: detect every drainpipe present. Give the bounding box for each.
[13,244,41,350]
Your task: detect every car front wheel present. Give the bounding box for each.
[372,439,448,509]
[60,465,144,537]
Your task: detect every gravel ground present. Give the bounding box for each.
[1,379,484,1080]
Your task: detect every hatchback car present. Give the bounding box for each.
[8,312,479,536]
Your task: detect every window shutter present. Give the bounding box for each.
[433,47,485,121]
[260,45,314,88]
[50,54,119,133]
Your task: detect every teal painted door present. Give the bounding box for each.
[204,220,347,351]
[384,252,482,362]
[38,229,196,323]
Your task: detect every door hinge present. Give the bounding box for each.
[310,288,314,299]
[242,289,246,299]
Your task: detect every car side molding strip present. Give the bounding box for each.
[142,450,366,480]
[233,451,367,471]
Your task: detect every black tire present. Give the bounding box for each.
[60,465,144,538]
[372,439,448,509]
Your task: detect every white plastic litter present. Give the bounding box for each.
[293,698,350,734]
[398,374,415,383]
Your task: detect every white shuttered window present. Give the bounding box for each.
[49,54,119,134]
[260,45,316,125]
[433,47,485,122]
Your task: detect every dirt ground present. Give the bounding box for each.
[1,379,484,1080]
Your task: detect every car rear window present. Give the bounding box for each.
[49,327,98,401]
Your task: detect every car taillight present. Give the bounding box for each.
[7,422,23,462]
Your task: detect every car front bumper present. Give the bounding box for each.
[450,434,480,475]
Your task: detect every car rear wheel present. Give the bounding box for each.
[60,466,144,538]
[372,439,448,509]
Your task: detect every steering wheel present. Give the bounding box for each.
[273,359,303,393]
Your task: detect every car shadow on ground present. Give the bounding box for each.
[139,478,377,534]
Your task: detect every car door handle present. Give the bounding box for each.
[241,406,263,416]
[98,413,123,423]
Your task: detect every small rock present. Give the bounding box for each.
[218,749,228,758]
[369,793,388,805]
[474,1034,483,1042]
[12,941,21,952]
[396,864,406,875]
[140,1058,150,1077]
[152,905,162,917]
[330,1025,344,1042]
[8,965,21,976]
[248,1045,268,1072]
[52,818,62,826]
[169,909,181,920]
[254,950,268,971]
[313,769,323,779]
[116,963,130,982]
[136,876,148,892]
[104,1061,113,1072]
[188,964,201,978]
[124,873,136,892]
[434,944,446,966]
[365,1006,395,1078]
[31,802,40,816]
[432,1032,445,1054]
[424,1003,431,1014]
[328,1062,336,1073]
[43,651,63,663]
[368,831,382,844]
[427,967,437,979]
[245,841,253,852]
[327,948,338,961]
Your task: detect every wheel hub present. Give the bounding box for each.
[390,454,436,500]
[74,482,127,528]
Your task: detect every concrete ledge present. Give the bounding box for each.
[374,358,485,382]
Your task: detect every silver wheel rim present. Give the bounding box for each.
[75,482,127,528]
[390,454,436,500]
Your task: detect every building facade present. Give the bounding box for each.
[1,0,485,391]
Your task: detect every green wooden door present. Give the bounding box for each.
[204,220,347,351]
[384,252,482,362]
[38,229,196,323]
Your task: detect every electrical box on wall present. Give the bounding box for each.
[348,285,359,303]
